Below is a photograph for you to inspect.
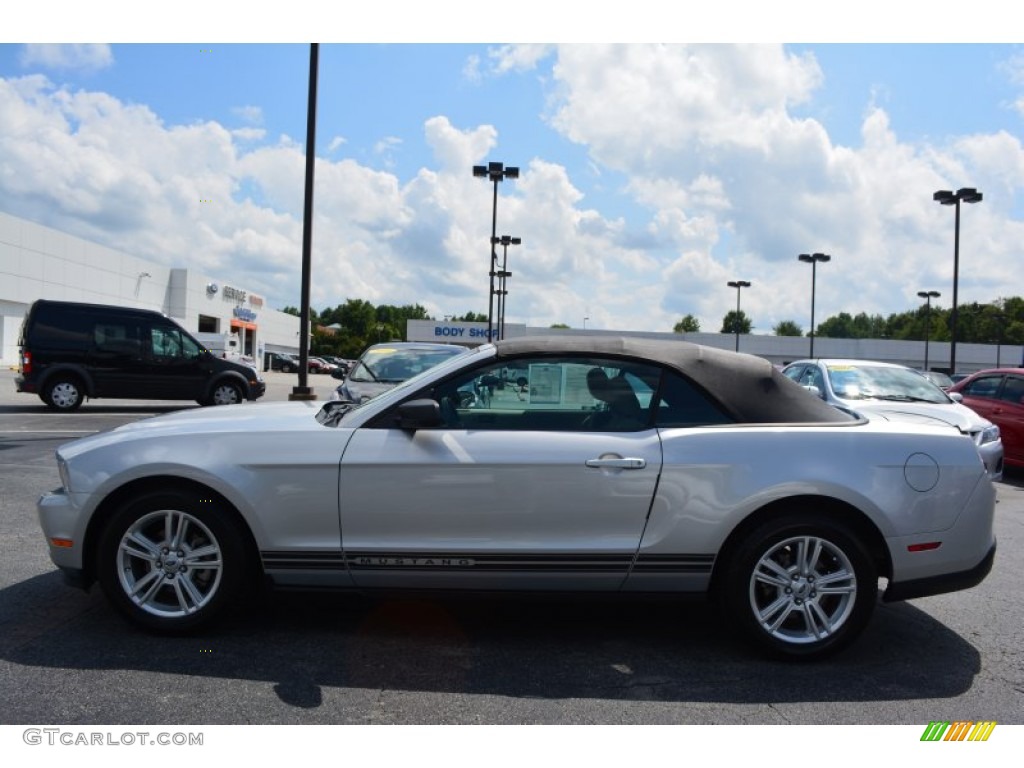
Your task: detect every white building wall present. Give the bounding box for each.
[0,211,300,368]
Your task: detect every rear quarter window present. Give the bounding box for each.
[27,304,93,351]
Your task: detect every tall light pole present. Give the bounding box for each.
[726,280,751,352]
[491,235,520,341]
[934,187,983,374]
[917,290,940,371]
[798,253,831,358]
[290,42,319,402]
[473,162,519,343]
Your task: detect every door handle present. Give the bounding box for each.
[585,457,646,470]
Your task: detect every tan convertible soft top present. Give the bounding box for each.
[494,335,853,424]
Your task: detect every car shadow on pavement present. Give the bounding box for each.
[0,571,980,720]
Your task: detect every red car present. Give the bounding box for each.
[950,368,1024,469]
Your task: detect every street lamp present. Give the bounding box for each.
[917,290,941,371]
[491,235,520,341]
[726,280,751,352]
[473,161,519,343]
[798,253,831,358]
[934,187,983,374]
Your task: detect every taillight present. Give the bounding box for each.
[21,350,32,374]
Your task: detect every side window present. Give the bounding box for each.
[963,376,1001,400]
[654,370,733,427]
[93,321,142,357]
[150,325,186,360]
[32,306,92,351]
[428,357,659,432]
[999,376,1024,404]
[782,365,805,382]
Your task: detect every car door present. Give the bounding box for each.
[337,355,664,591]
[88,318,145,398]
[989,375,1024,465]
[145,322,210,400]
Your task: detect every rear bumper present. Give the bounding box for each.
[884,541,995,602]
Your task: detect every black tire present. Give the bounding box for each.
[96,489,249,633]
[206,380,243,406]
[721,515,877,660]
[283,364,296,374]
[42,375,85,411]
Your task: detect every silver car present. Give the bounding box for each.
[37,337,996,660]
[331,342,468,403]
[783,358,1003,481]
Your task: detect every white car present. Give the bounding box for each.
[37,337,996,659]
[783,358,1003,481]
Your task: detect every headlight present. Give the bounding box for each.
[57,454,71,493]
[976,425,1000,446]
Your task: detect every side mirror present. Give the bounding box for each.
[803,384,823,399]
[396,398,443,429]
[330,368,346,380]
[948,392,964,403]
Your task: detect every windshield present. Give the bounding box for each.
[826,364,950,404]
[348,345,466,383]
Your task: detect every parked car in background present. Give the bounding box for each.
[308,357,337,375]
[36,336,996,659]
[782,358,1003,480]
[15,299,265,410]
[918,370,954,391]
[332,342,468,403]
[950,368,1024,470]
[320,356,351,377]
[269,353,300,373]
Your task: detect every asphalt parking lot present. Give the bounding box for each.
[1,366,1022,726]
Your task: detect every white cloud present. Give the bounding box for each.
[19,44,113,73]
[3,44,1024,335]
[231,105,264,125]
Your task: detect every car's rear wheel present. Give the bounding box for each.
[42,375,85,411]
[97,490,248,633]
[722,515,876,660]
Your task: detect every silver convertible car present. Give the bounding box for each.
[37,337,996,659]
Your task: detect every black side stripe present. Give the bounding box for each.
[261,550,714,574]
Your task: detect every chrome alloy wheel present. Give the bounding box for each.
[748,535,857,645]
[116,509,224,618]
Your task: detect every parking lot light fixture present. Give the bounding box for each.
[798,253,831,358]
[726,280,751,352]
[473,162,519,343]
[917,290,941,371]
[491,235,521,341]
[934,187,983,374]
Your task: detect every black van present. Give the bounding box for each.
[16,300,266,411]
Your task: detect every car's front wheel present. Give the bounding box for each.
[207,381,243,406]
[722,515,877,660]
[97,490,248,632]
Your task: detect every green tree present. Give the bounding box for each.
[550,323,570,329]
[720,310,752,335]
[673,314,700,333]
[773,320,803,336]
[452,311,487,322]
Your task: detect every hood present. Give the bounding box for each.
[58,401,325,459]
[847,400,989,434]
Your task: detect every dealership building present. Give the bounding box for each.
[0,211,301,368]
[2,209,1017,374]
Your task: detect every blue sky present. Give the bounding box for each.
[3,5,1024,333]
